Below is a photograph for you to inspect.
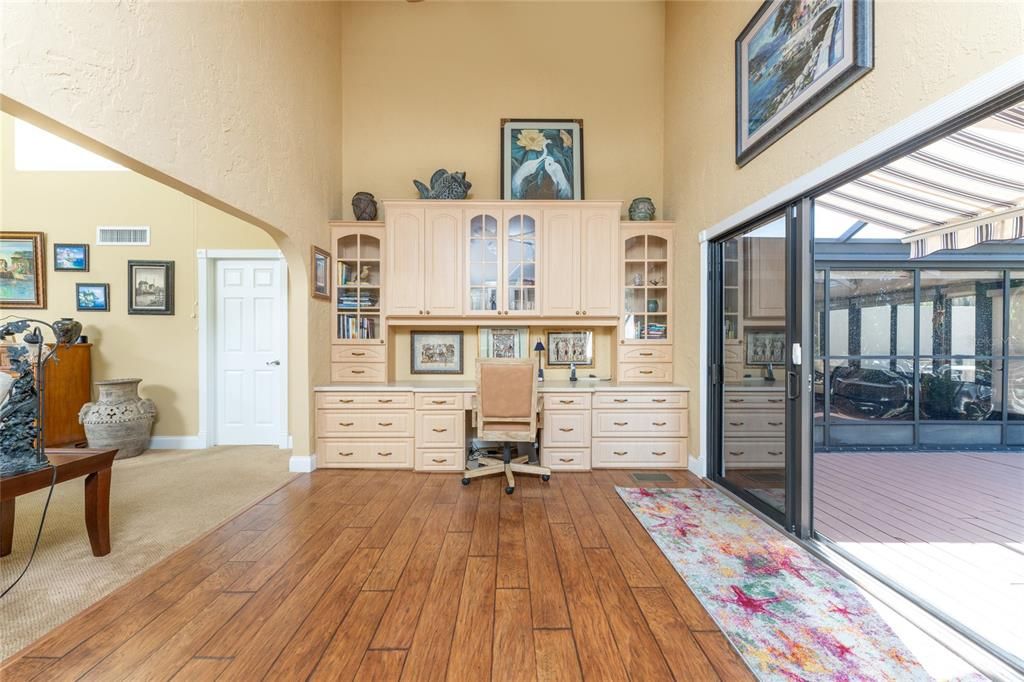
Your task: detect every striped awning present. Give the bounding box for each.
[817,102,1024,256]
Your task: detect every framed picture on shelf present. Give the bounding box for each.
[128,260,174,315]
[311,246,330,300]
[501,119,583,200]
[736,0,873,165]
[54,243,89,271]
[744,327,785,366]
[479,327,527,359]
[545,330,593,367]
[411,331,464,375]
[76,283,109,312]
[0,231,46,308]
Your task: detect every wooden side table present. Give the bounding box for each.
[0,448,116,557]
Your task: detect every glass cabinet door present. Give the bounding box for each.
[336,232,382,341]
[505,212,537,314]
[623,233,670,342]
[468,212,500,314]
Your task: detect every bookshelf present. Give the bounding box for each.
[332,223,384,344]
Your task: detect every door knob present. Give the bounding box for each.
[266,360,281,366]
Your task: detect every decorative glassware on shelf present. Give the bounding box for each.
[623,234,669,341]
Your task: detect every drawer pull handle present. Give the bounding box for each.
[652,451,666,456]
[768,399,784,403]
[431,457,447,464]
[768,421,783,427]
[614,421,628,426]
[431,400,447,405]
[339,399,354,404]
[639,370,654,375]
[769,451,783,456]
[351,351,366,356]
[728,451,744,456]
[352,369,366,375]
[729,422,744,426]
[339,452,354,457]
[559,399,574,404]
[614,451,628,456]
[728,399,744,403]
[639,352,653,356]
[652,398,667,403]
[339,422,354,427]
[378,399,393,403]
[559,427,575,432]
[558,457,574,463]
[652,421,667,427]
[378,422,393,427]
[432,427,448,433]
[378,452,393,457]
[614,398,628,403]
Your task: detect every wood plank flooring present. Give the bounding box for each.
[1,469,750,681]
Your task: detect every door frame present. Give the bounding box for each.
[197,249,289,449]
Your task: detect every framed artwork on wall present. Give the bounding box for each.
[128,260,174,315]
[545,330,593,367]
[411,331,464,375]
[479,327,528,359]
[0,231,46,308]
[76,283,109,312]
[54,243,89,272]
[745,327,785,366]
[501,119,583,200]
[735,0,873,166]
[311,245,330,300]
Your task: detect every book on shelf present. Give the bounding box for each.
[337,313,378,340]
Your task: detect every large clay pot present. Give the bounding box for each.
[79,379,157,459]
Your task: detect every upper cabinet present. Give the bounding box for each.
[541,205,618,318]
[743,237,785,320]
[621,224,672,344]
[465,207,541,317]
[385,206,425,316]
[386,206,463,316]
[332,222,384,345]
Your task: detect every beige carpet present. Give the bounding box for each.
[0,445,295,660]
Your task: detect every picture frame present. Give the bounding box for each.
[54,243,89,272]
[735,0,873,166]
[128,260,174,315]
[501,118,583,200]
[545,330,593,367]
[0,231,46,308]
[411,331,464,375]
[745,327,785,366]
[311,245,330,300]
[479,327,528,359]
[76,283,110,312]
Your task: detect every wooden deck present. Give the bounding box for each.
[0,469,752,681]
[814,451,1024,660]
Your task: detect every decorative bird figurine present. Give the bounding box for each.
[511,139,551,199]
[542,157,573,199]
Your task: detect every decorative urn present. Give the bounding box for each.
[352,191,378,221]
[628,197,656,221]
[79,378,157,459]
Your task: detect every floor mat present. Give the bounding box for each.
[617,486,936,681]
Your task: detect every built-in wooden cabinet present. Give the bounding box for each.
[385,207,424,316]
[540,205,618,318]
[619,222,673,383]
[424,207,464,316]
[743,237,785,319]
[465,206,541,316]
[330,221,387,384]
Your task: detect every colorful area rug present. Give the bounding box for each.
[617,487,932,682]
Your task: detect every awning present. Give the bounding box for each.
[816,101,1024,256]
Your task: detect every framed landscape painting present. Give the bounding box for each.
[128,260,174,315]
[501,119,583,200]
[54,243,89,271]
[736,0,873,165]
[0,231,46,308]
[76,283,109,312]
[311,245,330,300]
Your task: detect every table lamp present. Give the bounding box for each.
[534,340,545,382]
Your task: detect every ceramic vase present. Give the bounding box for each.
[352,192,378,221]
[628,197,656,221]
[79,378,157,459]
[647,300,659,313]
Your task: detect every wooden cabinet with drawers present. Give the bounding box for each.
[721,387,785,468]
[540,392,592,470]
[316,391,414,468]
[591,390,688,469]
[413,392,465,472]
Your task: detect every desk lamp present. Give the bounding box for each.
[534,340,545,382]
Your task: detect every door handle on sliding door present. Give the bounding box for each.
[786,371,800,400]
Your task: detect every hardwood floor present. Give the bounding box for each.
[0,468,751,681]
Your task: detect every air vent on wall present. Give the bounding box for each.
[96,225,150,246]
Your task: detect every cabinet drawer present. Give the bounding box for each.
[618,346,672,363]
[541,448,590,471]
[723,439,785,467]
[542,393,592,410]
[319,439,413,467]
[331,344,387,363]
[723,410,786,435]
[316,392,413,410]
[592,392,687,409]
[415,411,465,448]
[416,448,464,471]
[541,411,590,448]
[316,409,414,438]
[618,362,673,382]
[593,410,686,437]
[592,439,684,468]
[723,391,786,409]
[415,393,464,410]
[331,362,387,383]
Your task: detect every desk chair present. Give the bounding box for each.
[461,358,550,494]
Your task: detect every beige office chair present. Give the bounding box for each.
[461,358,550,494]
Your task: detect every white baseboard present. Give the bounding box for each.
[289,454,316,473]
[148,435,206,450]
[280,434,293,450]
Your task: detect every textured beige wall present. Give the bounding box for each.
[340,1,665,217]
[664,0,1024,453]
[1,1,345,455]
[0,114,276,436]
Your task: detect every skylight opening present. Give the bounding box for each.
[14,119,126,172]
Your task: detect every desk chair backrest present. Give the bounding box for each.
[475,359,538,442]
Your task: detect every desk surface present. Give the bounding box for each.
[315,379,690,393]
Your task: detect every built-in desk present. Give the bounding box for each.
[314,381,690,471]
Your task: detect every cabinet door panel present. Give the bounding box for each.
[386,208,425,315]
[743,237,785,319]
[424,208,463,316]
[504,209,541,316]
[466,209,503,315]
[580,208,618,317]
[540,209,580,316]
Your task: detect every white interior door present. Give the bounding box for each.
[215,259,284,445]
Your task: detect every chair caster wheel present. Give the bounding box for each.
[505,486,514,495]
[461,478,470,486]
[541,474,550,481]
